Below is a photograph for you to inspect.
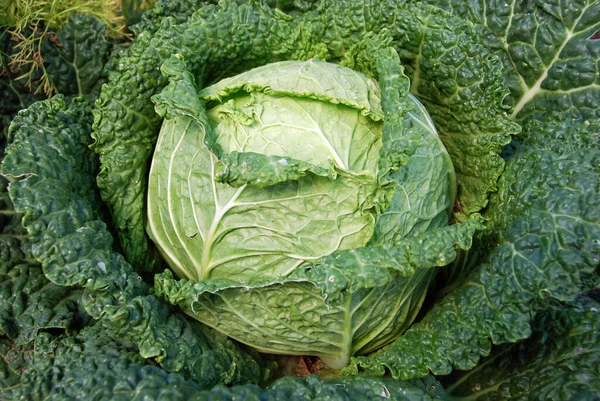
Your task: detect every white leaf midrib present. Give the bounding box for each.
[199,157,247,279]
[510,3,591,118]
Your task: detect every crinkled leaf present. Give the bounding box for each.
[2,96,99,203]
[294,216,483,297]
[43,14,113,99]
[147,56,384,283]
[155,218,480,369]
[421,0,600,120]
[94,0,513,273]
[0,337,30,395]
[4,330,446,401]
[0,175,31,275]
[0,168,88,345]
[397,3,516,215]
[3,328,205,401]
[347,114,599,380]
[198,59,384,121]
[0,164,88,396]
[0,263,88,344]
[91,1,315,272]
[130,0,208,35]
[1,95,268,387]
[344,37,457,242]
[187,374,446,401]
[0,14,115,134]
[444,298,600,400]
[302,1,516,215]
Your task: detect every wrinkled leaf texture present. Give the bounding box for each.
[419,0,600,120]
[443,297,600,400]
[1,0,598,398]
[1,95,268,394]
[91,0,515,272]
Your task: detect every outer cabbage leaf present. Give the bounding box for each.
[1,95,268,388]
[130,0,212,35]
[5,325,446,401]
[0,263,88,345]
[3,328,206,401]
[304,0,517,216]
[334,32,459,243]
[43,14,113,99]
[444,298,600,400]
[0,337,30,396]
[156,217,481,369]
[347,114,599,379]
[0,14,114,134]
[183,374,447,401]
[0,168,87,395]
[420,0,600,120]
[0,177,31,277]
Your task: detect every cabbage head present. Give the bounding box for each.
[149,54,480,369]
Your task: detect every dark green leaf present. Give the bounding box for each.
[348,114,599,380]
[2,95,268,388]
[444,298,600,400]
[419,0,600,120]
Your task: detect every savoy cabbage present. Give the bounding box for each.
[0,0,598,399]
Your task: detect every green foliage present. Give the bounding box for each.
[143,36,473,365]
[347,107,599,381]
[120,0,157,26]
[42,15,113,97]
[0,0,598,399]
[0,13,118,137]
[179,375,444,400]
[1,95,269,393]
[5,328,205,400]
[92,1,321,273]
[418,0,600,120]
[155,217,481,369]
[443,297,600,400]
[91,0,513,274]
[0,0,125,96]
[129,0,209,34]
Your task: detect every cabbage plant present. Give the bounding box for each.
[91,0,515,373]
[1,0,597,399]
[146,56,476,367]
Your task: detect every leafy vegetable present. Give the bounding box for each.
[1,13,119,138]
[92,0,514,273]
[1,95,269,391]
[443,297,600,400]
[346,110,600,379]
[0,0,598,399]
[141,11,487,367]
[420,0,600,120]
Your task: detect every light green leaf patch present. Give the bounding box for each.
[155,217,482,370]
[147,57,389,283]
[149,51,467,369]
